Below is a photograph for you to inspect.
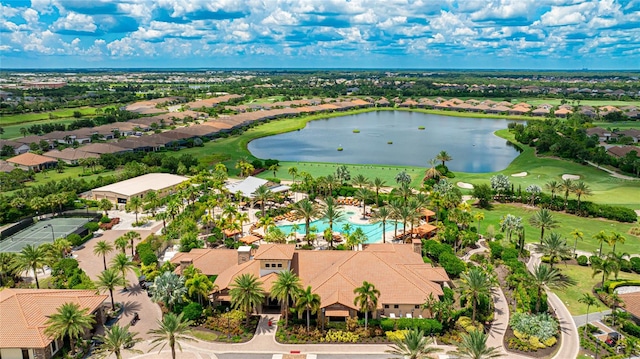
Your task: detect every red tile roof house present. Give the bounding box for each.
[6,153,58,172]
[0,289,107,359]
[172,243,451,321]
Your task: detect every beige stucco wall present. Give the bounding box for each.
[380,303,429,318]
[0,348,33,359]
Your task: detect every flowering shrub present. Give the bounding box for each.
[321,330,360,343]
[509,312,559,351]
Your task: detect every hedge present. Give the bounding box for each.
[622,321,640,338]
[631,257,640,273]
[577,255,589,266]
[603,280,640,294]
[380,318,443,334]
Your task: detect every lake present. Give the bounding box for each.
[248,111,523,173]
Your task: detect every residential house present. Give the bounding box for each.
[172,243,451,320]
[586,127,613,142]
[607,146,640,158]
[0,140,30,155]
[0,289,107,359]
[6,153,58,171]
[42,148,99,165]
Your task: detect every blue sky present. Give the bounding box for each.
[1,0,639,69]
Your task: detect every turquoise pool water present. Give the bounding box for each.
[277,218,403,244]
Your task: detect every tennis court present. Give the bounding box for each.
[0,217,91,253]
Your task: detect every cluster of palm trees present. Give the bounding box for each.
[591,230,629,286]
[92,240,137,310]
[228,270,382,334]
[386,327,502,359]
[1,238,75,288]
[44,300,195,359]
[148,265,216,312]
[544,178,592,211]
[8,191,75,219]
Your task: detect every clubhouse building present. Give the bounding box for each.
[171,242,451,320]
[90,173,189,206]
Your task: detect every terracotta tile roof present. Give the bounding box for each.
[607,146,640,158]
[0,289,107,349]
[254,244,295,260]
[620,292,640,319]
[7,152,57,167]
[171,248,238,276]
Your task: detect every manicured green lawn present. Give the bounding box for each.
[1,118,79,140]
[480,203,639,254]
[593,121,640,130]
[454,129,640,208]
[0,107,99,126]
[521,99,640,107]
[191,329,220,341]
[552,264,640,315]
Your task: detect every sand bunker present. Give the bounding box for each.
[562,174,580,180]
[511,172,528,177]
[457,182,474,189]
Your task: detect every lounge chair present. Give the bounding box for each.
[389,313,396,319]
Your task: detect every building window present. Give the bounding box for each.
[415,305,420,309]
[22,349,29,359]
[265,264,270,268]
[393,305,399,309]
[277,263,282,268]
[384,305,389,309]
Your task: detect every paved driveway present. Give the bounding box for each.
[74,227,162,339]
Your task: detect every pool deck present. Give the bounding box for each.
[268,204,405,245]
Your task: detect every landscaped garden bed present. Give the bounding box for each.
[201,310,260,343]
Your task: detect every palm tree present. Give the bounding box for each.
[545,180,561,200]
[591,257,618,287]
[436,150,452,167]
[18,244,46,289]
[0,252,19,286]
[535,232,572,269]
[150,271,187,311]
[44,302,95,354]
[560,178,575,210]
[123,231,141,258]
[572,181,592,211]
[499,214,522,245]
[371,206,392,243]
[147,313,194,359]
[459,267,494,324]
[321,196,344,249]
[114,236,129,254]
[578,294,598,335]
[98,199,113,216]
[270,270,303,327]
[354,188,371,218]
[185,273,214,306]
[395,170,411,185]
[474,212,485,236]
[593,230,610,258]
[295,286,321,333]
[530,264,572,313]
[372,177,386,205]
[253,184,274,217]
[92,324,142,359]
[424,158,441,181]
[288,166,298,184]
[386,328,442,359]
[448,330,503,359]
[144,190,160,216]
[529,209,559,244]
[352,174,371,189]
[229,273,265,326]
[609,232,626,254]
[126,196,143,223]
[570,229,584,256]
[292,199,320,246]
[93,240,114,271]
[111,253,135,290]
[353,281,380,330]
[96,268,125,311]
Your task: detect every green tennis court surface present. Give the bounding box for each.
[0,217,91,253]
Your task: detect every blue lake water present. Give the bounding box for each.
[248,111,524,173]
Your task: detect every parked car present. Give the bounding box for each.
[605,332,621,347]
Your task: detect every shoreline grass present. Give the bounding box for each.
[170,108,639,206]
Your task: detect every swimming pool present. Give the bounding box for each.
[277,218,403,244]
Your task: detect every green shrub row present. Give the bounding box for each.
[603,280,640,294]
[136,242,158,265]
[379,318,443,334]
